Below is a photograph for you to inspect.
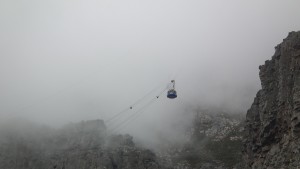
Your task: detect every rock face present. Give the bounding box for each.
[0,119,163,169]
[159,110,244,169]
[244,31,300,168]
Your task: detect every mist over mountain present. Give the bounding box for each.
[1,30,300,168]
[0,109,244,169]
[0,119,164,169]
[1,0,300,168]
[158,110,244,169]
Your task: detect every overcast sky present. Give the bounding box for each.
[1,0,300,143]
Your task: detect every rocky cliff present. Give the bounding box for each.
[243,31,300,168]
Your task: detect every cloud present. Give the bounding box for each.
[0,0,300,144]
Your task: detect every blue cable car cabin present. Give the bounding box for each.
[167,89,177,99]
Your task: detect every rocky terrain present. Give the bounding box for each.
[159,110,244,169]
[0,110,244,169]
[243,31,300,168]
[0,119,162,169]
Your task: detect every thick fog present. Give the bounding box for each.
[1,0,300,145]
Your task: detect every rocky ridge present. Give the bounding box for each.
[243,31,300,168]
[0,119,163,169]
[0,110,244,169]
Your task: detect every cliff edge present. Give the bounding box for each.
[243,31,300,168]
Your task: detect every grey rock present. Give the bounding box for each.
[243,31,300,169]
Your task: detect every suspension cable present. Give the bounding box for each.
[104,83,167,124]
[108,87,168,133]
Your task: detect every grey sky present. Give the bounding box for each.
[1,0,300,143]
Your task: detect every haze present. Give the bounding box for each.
[1,0,300,144]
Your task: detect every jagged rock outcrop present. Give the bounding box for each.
[159,110,244,169]
[244,31,300,168]
[0,119,163,169]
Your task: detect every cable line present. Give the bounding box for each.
[109,98,157,134]
[104,83,167,124]
[108,87,168,133]
[105,107,131,124]
[130,84,163,108]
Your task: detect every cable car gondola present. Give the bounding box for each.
[167,80,177,99]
